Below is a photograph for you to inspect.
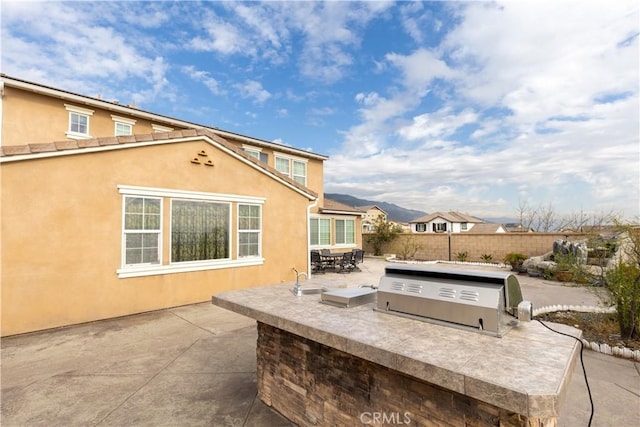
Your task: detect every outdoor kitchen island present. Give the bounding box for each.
[212,279,581,427]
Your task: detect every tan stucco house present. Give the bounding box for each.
[0,74,362,336]
[357,205,387,232]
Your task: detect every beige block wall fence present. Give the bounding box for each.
[364,232,589,262]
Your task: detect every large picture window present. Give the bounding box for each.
[335,219,355,245]
[310,218,331,246]
[123,196,161,265]
[118,185,264,278]
[238,204,261,257]
[171,200,230,262]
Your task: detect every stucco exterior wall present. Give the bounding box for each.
[1,139,312,336]
[1,86,165,146]
[1,84,327,204]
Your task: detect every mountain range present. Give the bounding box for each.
[324,193,427,223]
[324,193,518,225]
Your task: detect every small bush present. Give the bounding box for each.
[456,251,469,262]
[480,254,493,262]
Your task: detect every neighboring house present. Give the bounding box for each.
[358,205,387,232]
[409,211,501,233]
[0,74,361,336]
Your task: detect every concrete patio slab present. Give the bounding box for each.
[1,258,638,426]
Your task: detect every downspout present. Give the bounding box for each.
[307,198,319,277]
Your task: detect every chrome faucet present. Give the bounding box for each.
[292,268,308,296]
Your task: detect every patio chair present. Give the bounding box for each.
[310,250,325,274]
[337,251,355,273]
[351,249,365,270]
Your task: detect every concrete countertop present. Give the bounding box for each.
[212,279,581,419]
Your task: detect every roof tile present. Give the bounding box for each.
[134,133,154,142]
[1,145,32,156]
[54,140,79,151]
[0,129,318,199]
[116,135,137,144]
[77,139,101,148]
[97,137,119,146]
[29,143,57,153]
[181,129,198,137]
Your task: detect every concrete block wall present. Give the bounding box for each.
[365,233,588,263]
[256,322,551,427]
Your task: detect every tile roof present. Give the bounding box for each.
[322,198,363,214]
[1,128,317,199]
[465,223,505,233]
[410,211,485,224]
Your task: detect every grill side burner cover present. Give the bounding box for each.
[375,265,526,337]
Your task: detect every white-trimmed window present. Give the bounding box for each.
[65,104,94,139]
[433,223,447,232]
[238,204,262,257]
[415,223,427,232]
[171,199,230,263]
[242,145,269,163]
[292,160,306,185]
[112,115,136,136]
[117,185,264,278]
[275,153,307,186]
[123,196,162,266]
[335,219,355,245]
[310,217,331,246]
[461,222,468,231]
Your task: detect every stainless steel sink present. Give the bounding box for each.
[292,286,328,295]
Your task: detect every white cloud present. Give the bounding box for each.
[181,66,223,95]
[1,1,172,105]
[235,80,271,104]
[327,0,639,218]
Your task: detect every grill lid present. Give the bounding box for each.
[376,265,526,337]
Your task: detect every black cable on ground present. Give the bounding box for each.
[536,319,594,427]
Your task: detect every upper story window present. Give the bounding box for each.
[242,145,268,163]
[461,222,468,231]
[415,223,427,232]
[433,223,447,232]
[275,153,307,186]
[65,104,94,139]
[112,115,136,136]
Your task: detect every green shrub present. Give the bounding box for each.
[456,251,469,262]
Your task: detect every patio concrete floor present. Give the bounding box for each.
[1,258,639,426]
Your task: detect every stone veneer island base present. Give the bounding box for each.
[213,282,581,427]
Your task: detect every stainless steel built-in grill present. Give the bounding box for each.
[376,265,531,337]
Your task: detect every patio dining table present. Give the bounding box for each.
[320,251,355,272]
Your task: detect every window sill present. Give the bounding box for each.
[65,131,92,140]
[117,257,264,278]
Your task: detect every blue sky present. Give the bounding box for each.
[2,1,639,220]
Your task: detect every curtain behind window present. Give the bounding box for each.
[171,200,229,262]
